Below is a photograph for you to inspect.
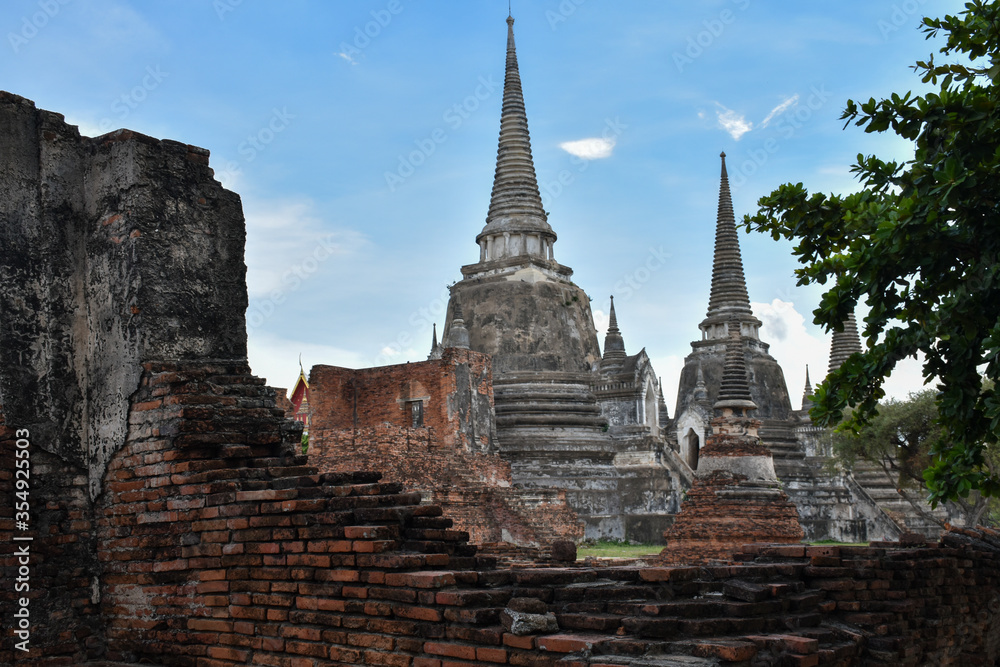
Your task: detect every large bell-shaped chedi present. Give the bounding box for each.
[447,14,601,376]
[443,15,628,539]
[673,153,803,476]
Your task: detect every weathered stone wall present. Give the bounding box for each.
[0,91,247,666]
[675,339,793,425]
[446,278,600,375]
[0,91,247,499]
[0,410,104,665]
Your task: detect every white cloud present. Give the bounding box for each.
[593,309,610,339]
[715,103,753,140]
[242,197,367,298]
[752,299,828,410]
[760,94,799,128]
[753,299,932,406]
[559,137,616,160]
[336,51,358,65]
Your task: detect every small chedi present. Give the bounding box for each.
[663,323,803,564]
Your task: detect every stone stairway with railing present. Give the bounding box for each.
[848,460,949,538]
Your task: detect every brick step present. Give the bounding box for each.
[291,482,403,499]
[554,613,623,632]
[328,492,423,511]
[612,600,733,619]
[553,584,659,604]
[403,527,471,542]
[409,516,455,529]
[401,540,479,557]
[623,611,825,640]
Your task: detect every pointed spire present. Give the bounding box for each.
[828,311,862,374]
[801,365,814,410]
[296,354,308,388]
[427,323,443,360]
[693,362,709,403]
[700,152,758,339]
[476,14,555,262]
[443,304,471,349]
[714,321,757,412]
[601,295,626,365]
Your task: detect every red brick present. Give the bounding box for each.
[691,640,758,662]
[425,642,477,660]
[504,634,536,650]
[477,647,508,663]
[396,606,443,622]
[188,619,233,633]
[207,646,251,661]
[536,634,605,654]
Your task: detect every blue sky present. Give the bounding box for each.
[1,0,963,410]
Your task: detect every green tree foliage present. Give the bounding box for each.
[745,1,1000,505]
[831,390,997,527]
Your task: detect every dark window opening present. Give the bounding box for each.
[408,400,424,428]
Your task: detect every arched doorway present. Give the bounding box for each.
[644,380,658,430]
[685,428,700,470]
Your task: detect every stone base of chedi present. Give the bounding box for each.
[662,325,804,564]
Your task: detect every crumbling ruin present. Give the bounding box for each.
[307,348,585,551]
[1,83,1000,666]
[297,14,949,549]
[303,15,687,545]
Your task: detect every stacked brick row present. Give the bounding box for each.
[7,360,1000,665]
[311,424,584,547]
[737,532,1000,665]
[98,361,493,665]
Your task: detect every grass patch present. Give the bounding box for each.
[577,541,662,559]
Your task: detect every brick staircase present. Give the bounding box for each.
[29,360,999,666]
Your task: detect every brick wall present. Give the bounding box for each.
[97,361,492,665]
[309,348,495,453]
[4,361,1000,665]
[308,351,585,548]
[311,424,583,548]
[0,411,103,666]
